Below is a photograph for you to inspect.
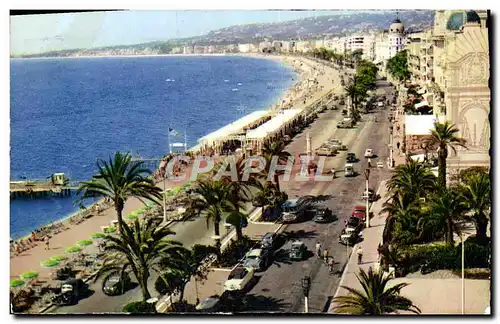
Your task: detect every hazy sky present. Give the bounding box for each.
[10,10,356,55]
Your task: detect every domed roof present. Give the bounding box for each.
[389,18,404,34]
[446,10,481,31]
[466,10,481,24]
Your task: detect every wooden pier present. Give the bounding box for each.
[10,173,80,199]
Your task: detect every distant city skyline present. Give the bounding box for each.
[10,10,395,55]
[10,10,333,55]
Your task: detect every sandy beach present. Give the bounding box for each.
[10,53,344,286]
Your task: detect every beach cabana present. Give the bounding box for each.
[198,110,270,153]
[245,109,303,153]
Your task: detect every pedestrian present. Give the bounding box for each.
[44,236,50,251]
[357,245,363,264]
[368,158,372,168]
[323,248,329,262]
[397,142,401,150]
[315,242,322,258]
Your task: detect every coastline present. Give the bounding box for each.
[10,53,325,242]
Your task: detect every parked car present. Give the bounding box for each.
[345,216,363,232]
[344,163,355,177]
[377,101,384,107]
[346,153,357,163]
[242,248,271,271]
[224,267,254,291]
[364,149,374,158]
[289,241,307,260]
[281,199,303,223]
[52,279,89,306]
[315,146,337,156]
[338,228,360,246]
[196,296,222,312]
[261,232,278,249]
[362,189,379,202]
[102,271,131,296]
[337,121,353,128]
[313,206,332,223]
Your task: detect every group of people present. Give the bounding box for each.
[315,242,365,274]
[10,232,52,257]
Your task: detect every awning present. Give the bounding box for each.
[404,115,437,135]
[415,101,430,109]
[246,109,302,140]
[410,154,426,162]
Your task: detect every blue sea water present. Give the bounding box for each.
[9,55,297,239]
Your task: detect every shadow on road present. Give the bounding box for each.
[236,294,290,312]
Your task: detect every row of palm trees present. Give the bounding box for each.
[77,139,292,304]
[343,59,378,121]
[331,121,490,315]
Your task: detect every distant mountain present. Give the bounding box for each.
[188,10,435,44]
[15,10,435,57]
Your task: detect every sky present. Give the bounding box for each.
[10,10,361,55]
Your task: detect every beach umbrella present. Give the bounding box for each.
[20,271,39,281]
[90,232,106,240]
[104,226,117,234]
[10,279,25,288]
[126,214,138,221]
[65,246,82,254]
[41,259,60,268]
[50,255,67,262]
[76,239,93,247]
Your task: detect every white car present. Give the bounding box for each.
[224,267,254,291]
[364,149,374,158]
[377,102,384,107]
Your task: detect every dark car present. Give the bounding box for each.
[289,241,307,260]
[102,271,131,296]
[261,232,277,249]
[52,279,89,306]
[338,228,360,246]
[346,153,357,163]
[345,216,363,232]
[196,295,222,313]
[313,207,332,223]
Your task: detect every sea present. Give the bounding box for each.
[9,55,297,240]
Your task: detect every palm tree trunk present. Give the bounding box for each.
[474,213,488,242]
[115,199,124,233]
[235,225,243,241]
[214,217,221,255]
[274,173,280,192]
[446,219,454,246]
[139,273,151,302]
[438,146,447,188]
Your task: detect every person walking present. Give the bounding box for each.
[328,256,335,274]
[323,249,329,263]
[44,236,50,251]
[315,242,322,258]
[357,245,363,264]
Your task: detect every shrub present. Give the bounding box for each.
[168,301,196,313]
[122,301,157,313]
[215,236,255,268]
[90,232,106,239]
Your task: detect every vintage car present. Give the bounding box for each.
[313,207,332,223]
[289,241,307,260]
[261,232,278,250]
[338,228,360,246]
[102,271,131,296]
[242,248,271,271]
[364,149,374,158]
[281,199,304,223]
[345,216,364,232]
[52,279,89,306]
[346,152,357,163]
[224,267,254,291]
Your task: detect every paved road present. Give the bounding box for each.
[51,74,345,314]
[242,80,394,313]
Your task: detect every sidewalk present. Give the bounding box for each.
[328,179,491,314]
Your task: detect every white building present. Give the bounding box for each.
[183,46,194,54]
[346,34,365,53]
[363,33,377,61]
[388,18,405,58]
[238,43,252,53]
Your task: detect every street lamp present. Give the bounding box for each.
[364,168,370,228]
[301,276,311,313]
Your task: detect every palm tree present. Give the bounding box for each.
[252,179,288,219]
[463,173,491,242]
[332,267,421,315]
[380,192,421,245]
[387,159,436,200]
[427,121,467,188]
[225,210,248,241]
[427,187,468,246]
[77,152,162,232]
[190,180,234,252]
[261,139,291,192]
[95,217,188,302]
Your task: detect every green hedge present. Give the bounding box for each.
[122,301,157,313]
[397,242,491,276]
